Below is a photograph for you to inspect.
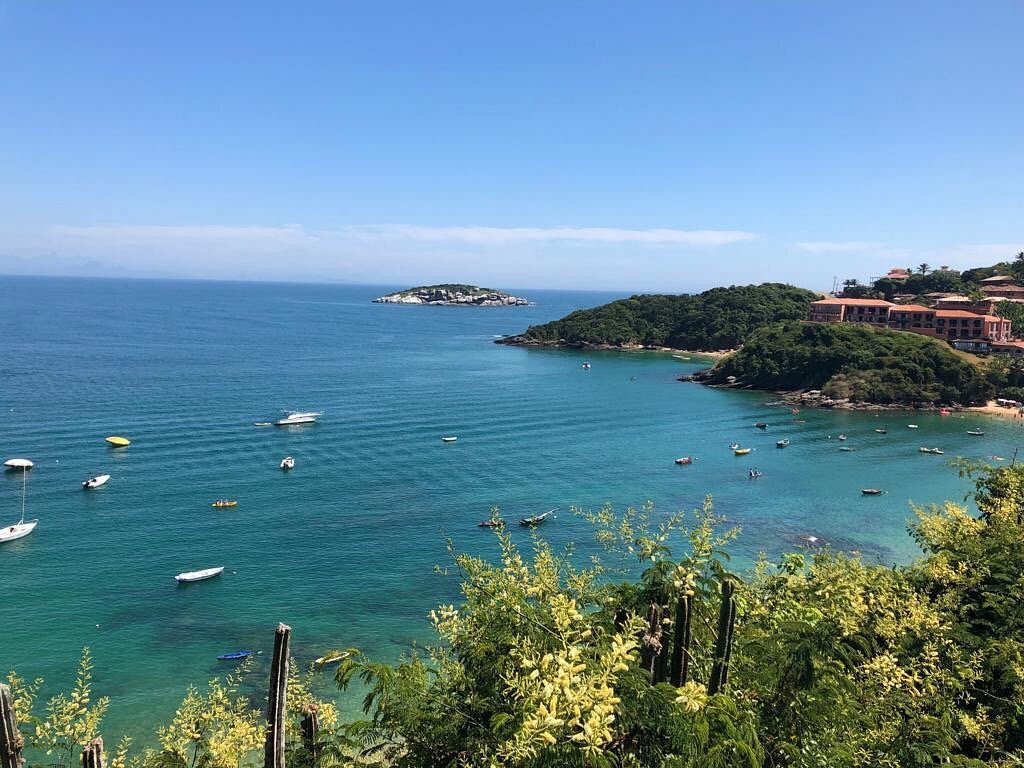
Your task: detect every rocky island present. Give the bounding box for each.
[373,284,532,306]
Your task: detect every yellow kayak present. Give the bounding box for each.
[734,447,752,455]
[106,436,131,447]
[211,500,238,508]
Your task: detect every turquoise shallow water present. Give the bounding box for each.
[2,275,1022,742]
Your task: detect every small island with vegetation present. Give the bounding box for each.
[373,284,532,306]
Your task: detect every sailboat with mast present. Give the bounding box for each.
[1,468,37,543]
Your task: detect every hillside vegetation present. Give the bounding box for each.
[9,464,1024,766]
[702,320,993,405]
[498,283,818,350]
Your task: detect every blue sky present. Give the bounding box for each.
[1,1,1021,291]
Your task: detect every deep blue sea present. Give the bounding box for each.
[2,275,1022,743]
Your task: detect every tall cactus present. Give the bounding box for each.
[265,623,291,768]
[669,594,693,687]
[639,601,663,679]
[0,684,24,768]
[300,704,319,763]
[707,578,737,695]
[81,737,104,768]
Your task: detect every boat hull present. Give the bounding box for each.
[0,520,37,543]
[83,474,111,489]
[175,566,225,583]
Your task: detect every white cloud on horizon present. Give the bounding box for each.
[53,223,758,247]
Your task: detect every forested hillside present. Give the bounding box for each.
[498,283,819,350]
[701,320,993,405]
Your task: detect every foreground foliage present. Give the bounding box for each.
[8,466,1024,767]
[703,320,993,405]
[500,283,818,350]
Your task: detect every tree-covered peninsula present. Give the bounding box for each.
[697,320,993,406]
[497,283,818,350]
[373,284,531,306]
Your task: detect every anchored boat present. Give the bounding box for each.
[105,436,131,447]
[175,566,224,583]
[674,456,693,465]
[3,458,33,471]
[211,499,238,508]
[82,474,111,489]
[217,651,254,661]
[280,456,295,470]
[519,509,557,527]
[274,411,322,426]
[0,470,36,544]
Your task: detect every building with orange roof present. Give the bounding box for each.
[808,297,894,324]
[933,310,1010,342]
[887,304,935,332]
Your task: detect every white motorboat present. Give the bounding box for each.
[175,566,225,583]
[273,411,322,426]
[280,456,295,470]
[3,458,33,471]
[83,474,111,489]
[1,470,36,543]
[441,436,458,442]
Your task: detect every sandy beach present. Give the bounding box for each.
[965,401,1024,421]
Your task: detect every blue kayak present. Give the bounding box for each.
[217,650,254,661]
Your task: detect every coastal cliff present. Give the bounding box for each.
[374,284,532,306]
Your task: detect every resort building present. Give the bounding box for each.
[882,268,911,281]
[807,298,1013,350]
[808,297,894,324]
[887,305,935,332]
[933,310,1010,342]
[932,295,1001,315]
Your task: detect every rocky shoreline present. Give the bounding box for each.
[679,373,976,412]
[374,285,532,306]
[495,336,734,358]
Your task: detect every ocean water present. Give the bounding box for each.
[2,275,1021,743]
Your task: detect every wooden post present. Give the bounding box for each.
[300,704,319,762]
[265,623,291,768]
[0,684,24,768]
[669,594,693,687]
[81,737,104,768]
[708,579,737,695]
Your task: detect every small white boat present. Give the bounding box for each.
[919,447,944,455]
[1,470,36,543]
[3,458,33,470]
[907,424,919,429]
[82,474,111,489]
[175,566,224,583]
[837,434,847,441]
[966,429,985,436]
[582,362,591,370]
[273,411,322,426]
[280,456,295,470]
[441,436,458,443]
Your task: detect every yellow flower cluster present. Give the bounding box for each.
[499,596,638,761]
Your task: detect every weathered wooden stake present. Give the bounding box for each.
[81,737,104,768]
[708,579,737,695]
[0,684,24,768]
[265,623,291,768]
[669,594,693,687]
[300,704,319,762]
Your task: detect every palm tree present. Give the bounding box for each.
[918,263,930,275]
